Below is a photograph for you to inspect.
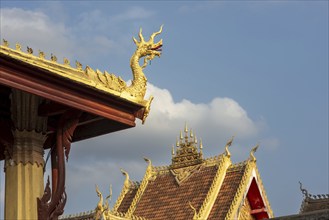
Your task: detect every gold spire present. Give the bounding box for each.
[172,145,175,156]
[171,124,203,169]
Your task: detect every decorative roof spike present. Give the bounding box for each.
[184,122,188,133]
[299,181,309,197]
[143,157,152,167]
[2,39,9,47]
[51,53,57,62]
[180,131,183,140]
[76,60,83,70]
[249,143,259,161]
[105,184,113,204]
[64,58,70,66]
[120,168,130,189]
[171,145,175,156]
[27,46,33,54]
[176,137,179,147]
[190,129,194,138]
[39,50,45,59]
[200,138,203,150]
[225,136,235,157]
[194,135,197,144]
[16,43,21,51]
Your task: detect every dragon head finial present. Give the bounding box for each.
[133,25,163,69]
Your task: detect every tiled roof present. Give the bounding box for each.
[132,165,217,220]
[117,187,139,213]
[61,127,273,220]
[207,163,246,219]
[300,194,329,214]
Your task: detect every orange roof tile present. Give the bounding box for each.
[117,187,139,213]
[132,165,218,220]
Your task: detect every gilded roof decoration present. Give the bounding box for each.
[64,125,273,220]
[0,26,163,123]
[171,124,203,169]
[298,182,329,214]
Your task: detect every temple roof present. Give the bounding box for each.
[0,27,163,156]
[76,125,273,220]
[298,182,329,214]
[271,183,329,220]
[0,39,153,120]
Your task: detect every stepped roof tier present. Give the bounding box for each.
[61,125,273,220]
[0,26,162,157]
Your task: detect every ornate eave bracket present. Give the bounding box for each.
[37,109,82,220]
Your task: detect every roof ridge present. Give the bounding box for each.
[225,160,255,220]
[196,154,232,219]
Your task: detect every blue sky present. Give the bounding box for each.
[0,1,328,217]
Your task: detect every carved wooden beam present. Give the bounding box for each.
[37,109,82,220]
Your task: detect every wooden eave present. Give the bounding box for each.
[0,51,146,147]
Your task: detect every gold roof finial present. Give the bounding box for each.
[225,136,235,157]
[171,124,204,169]
[16,43,21,51]
[171,145,175,156]
[299,181,309,198]
[64,58,70,66]
[104,184,113,210]
[200,138,203,150]
[76,60,83,70]
[39,50,45,59]
[51,53,57,62]
[120,168,130,189]
[249,143,259,161]
[3,39,9,47]
[144,157,152,166]
[27,46,33,54]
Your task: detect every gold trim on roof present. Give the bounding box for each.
[1,26,163,123]
[94,185,147,220]
[224,146,273,220]
[196,154,232,220]
[125,157,155,218]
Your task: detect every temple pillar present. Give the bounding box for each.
[4,89,47,220]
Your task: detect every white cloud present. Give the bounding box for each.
[63,82,267,214]
[0,8,74,60]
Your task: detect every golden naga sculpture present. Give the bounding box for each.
[126,25,163,99]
